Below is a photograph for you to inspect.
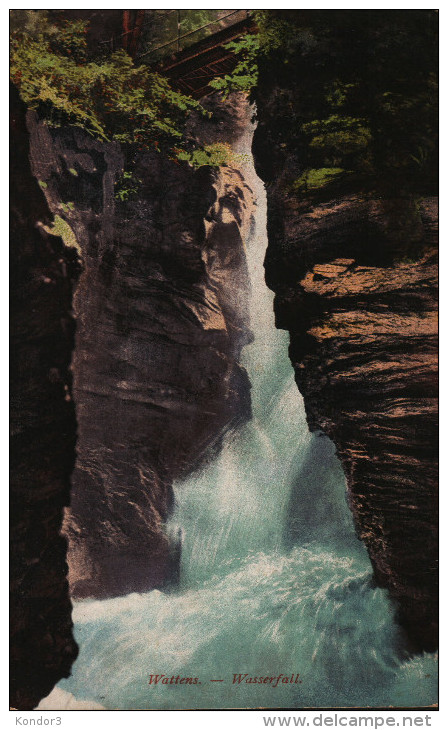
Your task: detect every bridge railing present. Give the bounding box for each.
[95,10,248,64]
[97,10,251,66]
[138,10,250,62]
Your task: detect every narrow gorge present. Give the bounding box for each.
[10,9,438,711]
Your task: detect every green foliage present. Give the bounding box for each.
[10,12,206,156]
[373,75,437,178]
[209,34,259,98]
[179,9,218,36]
[291,168,347,193]
[254,10,316,58]
[177,142,252,169]
[325,81,356,109]
[177,143,232,169]
[301,116,372,170]
[44,214,81,254]
[114,171,142,201]
[298,78,373,174]
[140,9,220,61]
[252,10,437,195]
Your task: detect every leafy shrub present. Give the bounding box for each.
[180,142,255,169]
[176,143,232,168]
[209,34,259,98]
[44,215,80,254]
[10,12,207,157]
[252,10,438,195]
[301,116,372,170]
[114,171,142,202]
[291,168,347,193]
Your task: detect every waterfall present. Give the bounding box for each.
[38,125,437,712]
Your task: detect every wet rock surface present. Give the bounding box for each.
[254,84,438,649]
[27,95,255,599]
[10,86,79,709]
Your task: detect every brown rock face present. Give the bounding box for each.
[27,95,254,599]
[279,195,437,648]
[10,86,79,709]
[253,10,438,653]
[253,170,438,650]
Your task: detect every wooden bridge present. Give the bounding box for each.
[101,9,257,99]
[145,10,257,98]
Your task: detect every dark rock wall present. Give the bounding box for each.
[11,83,254,705]
[27,94,254,599]
[253,15,438,651]
[10,86,79,709]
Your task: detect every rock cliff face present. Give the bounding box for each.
[253,34,438,649]
[10,86,79,709]
[27,94,255,599]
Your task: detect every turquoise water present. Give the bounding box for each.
[38,147,437,711]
